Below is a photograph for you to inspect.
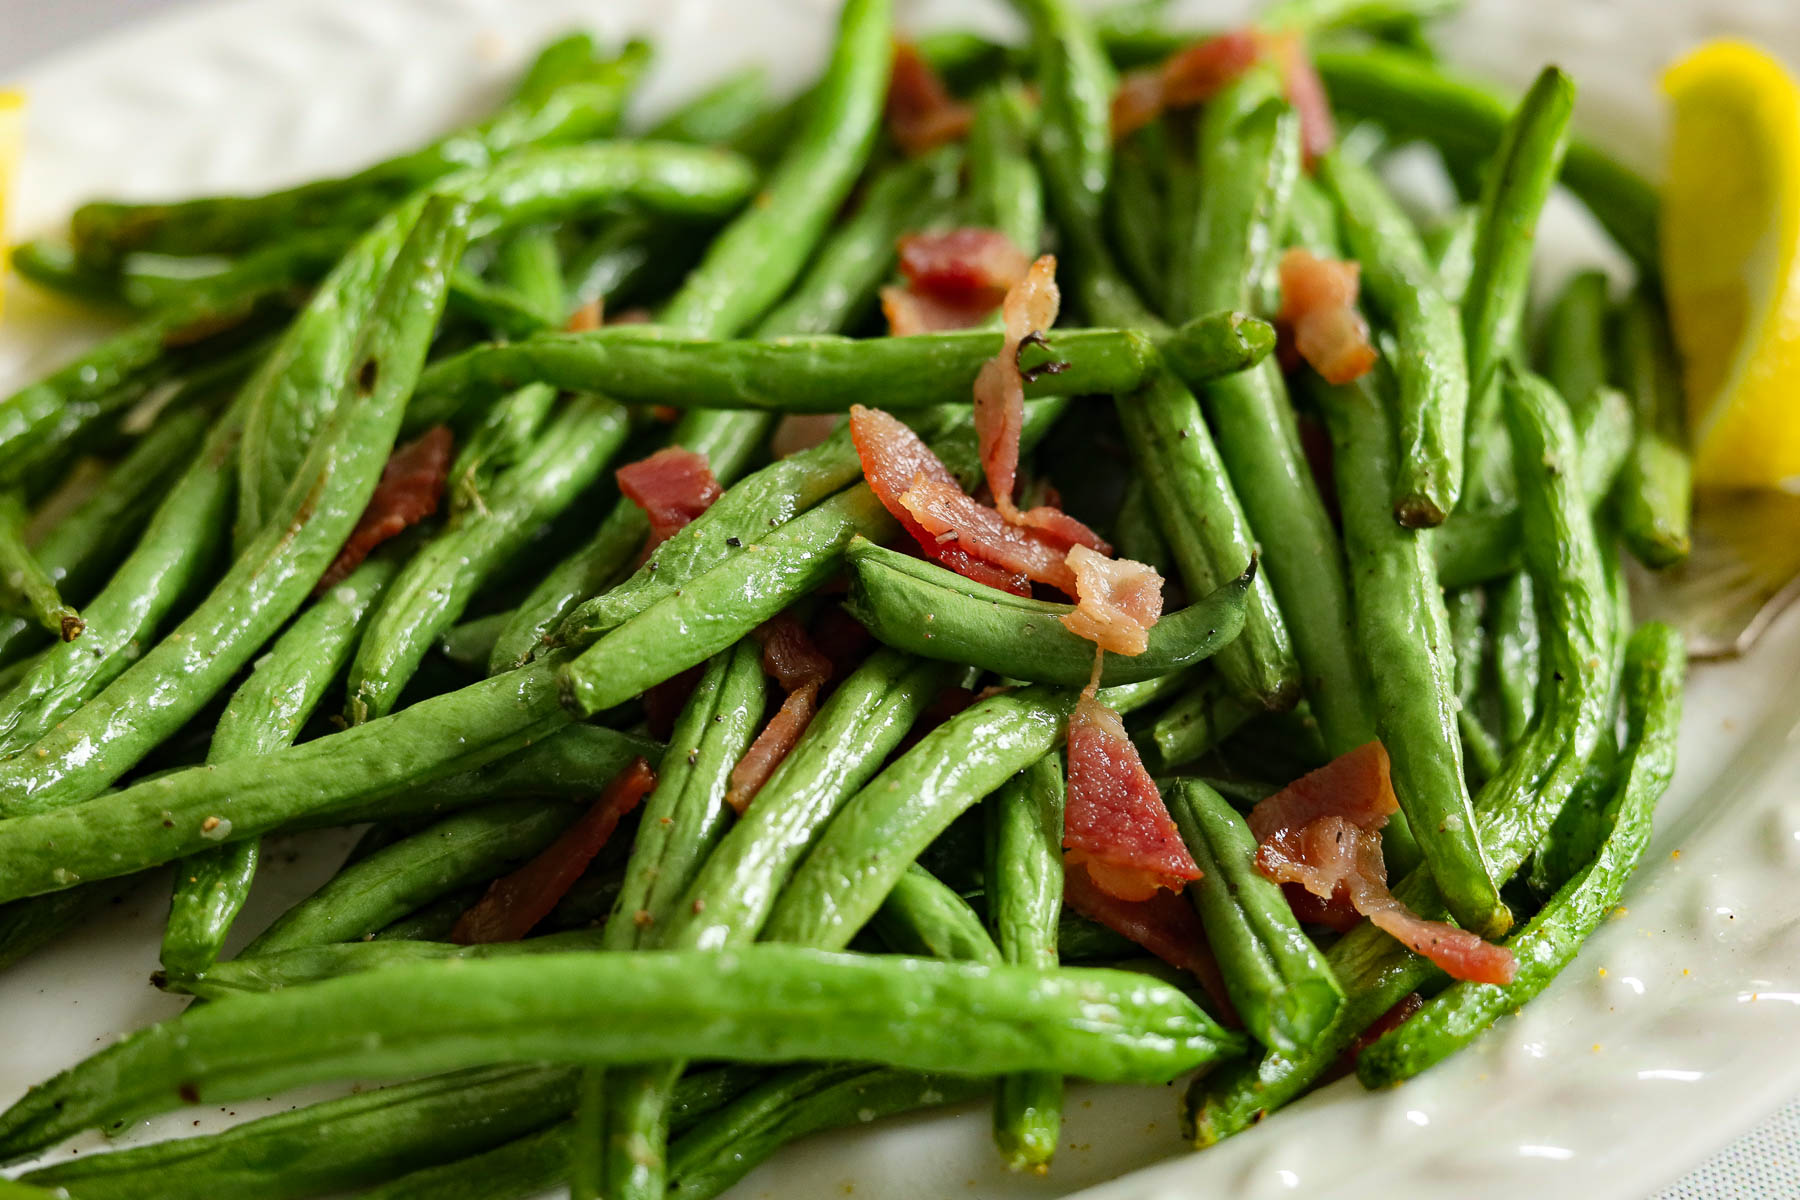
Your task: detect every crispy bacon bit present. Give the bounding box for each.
[897,473,1080,595]
[451,758,656,944]
[1250,743,1517,985]
[317,425,453,592]
[1278,248,1378,385]
[1060,545,1165,656]
[881,286,996,336]
[565,299,603,332]
[849,405,1031,596]
[727,616,835,814]
[975,254,1059,518]
[618,447,722,553]
[1064,862,1238,1024]
[885,42,974,157]
[1064,695,1200,900]
[1108,29,1334,163]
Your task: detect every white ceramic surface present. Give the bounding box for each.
[3,2,1800,1198]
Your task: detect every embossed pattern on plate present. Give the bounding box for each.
[2,3,1799,1198]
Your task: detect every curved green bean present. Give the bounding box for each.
[842,535,1250,685]
[0,948,1238,1161]
[1358,622,1683,1085]
[0,493,81,643]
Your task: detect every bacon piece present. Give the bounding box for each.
[726,616,835,814]
[617,447,722,553]
[1064,694,1200,900]
[1107,29,1334,162]
[899,228,1031,303]
[1249,742,1516,985]
[849,405,1031,596]
[565,299,603,332]
[973,255,1058,518]
[318,425,453,592]
[1060,544,1165,656]
[1064,861,1238,1024]
[881,286,996,336]
[898,473,1080,595]
[451,758,655,944]
[1278,248,1378,385]
[886,42,974,157]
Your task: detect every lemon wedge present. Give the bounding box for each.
[0,89,22,323]
[1661,41,1800,489]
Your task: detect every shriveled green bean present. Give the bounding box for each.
[0,492,82,643]
[1611,288,1692,567]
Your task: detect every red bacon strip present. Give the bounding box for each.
[897,473,1080,595]
[882,228,1032,336]
[617,447,722,554]
[726,616,835,814]
[849,405,1031,596]
[1278,248,1378,385]
[1064,862,1238,1024]
[886,42,974,157]
[1060,544,1165,656]
[974,254,1058,518]
[318,425,453,593]
[1249,742,1517,985]
[450,758,656,944]
[881,287,998,336]
[1109,29,1334,164]
[1064,694,1200,900]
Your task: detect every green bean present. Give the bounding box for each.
[22,1063,754,1200]
[758,149,962,337]
[0,1178,68,1198]
[1315,47,1657,272]
[347,395,630,723]
[486,501,644,673]
[168,930,609,999]
[1112,476,1173,576]
[1168,778,1343,1052]
[1446,587,1503,786]
[1359,623,1683,1085]
[447,381,559,515]
[8,237,135,307]
[1489,571,1540,747]
[643,68,774,146]
[1425,206,1480,304]
[843,535,1250,685]
[1459,67,1576,504]
[439,612,509,672]
[14,405,212,613]
[0,413,236,762]
[414,325,1155,417]
[446,272,560,339]
[238,143,755,544]
[1107,145,1169,320]
[761,685,1077,949]
[1159,311,1281,387]
[969,82,1044,255]
[1161,143,1200,321]
[373,887,484,941]
[68,37,648,265]
[0,656,638,902]
[656,0,891,338]
[1319,370,1507,935]
[1145,672,1261,772]
[1184,90,1374,757]
[1432,505,1520,589]
[237,800,581,958]
[160,553,404,977]
[872,864,1005,963]
[0,493,81,643]
[0,195,471,813]
[1186,364,1617,1146]
[0,883,116,975]
[1611,289,1692,567]
[579,641,766,1200]
[0,948,1238,1160]
[1538,270,1635,504]
[1321,152,1471,526]
[667,1066,994,1200]
[982,755,1066,1171]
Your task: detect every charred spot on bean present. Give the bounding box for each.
[1017,331,1071,384]
[357,358,379,394]
[726,536,742,548]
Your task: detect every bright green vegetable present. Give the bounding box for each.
[0,948,1242,1161]
[0,492,82,644]
[1358,622,1684,1085]
[1610,288,1692,567]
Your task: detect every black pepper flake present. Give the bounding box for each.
[726,536,742,548]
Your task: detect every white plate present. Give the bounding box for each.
[4,2,1800,1198]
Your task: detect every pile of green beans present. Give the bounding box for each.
[0,0,1698,1193]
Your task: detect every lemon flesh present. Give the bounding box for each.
[1662,40,1800,489]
